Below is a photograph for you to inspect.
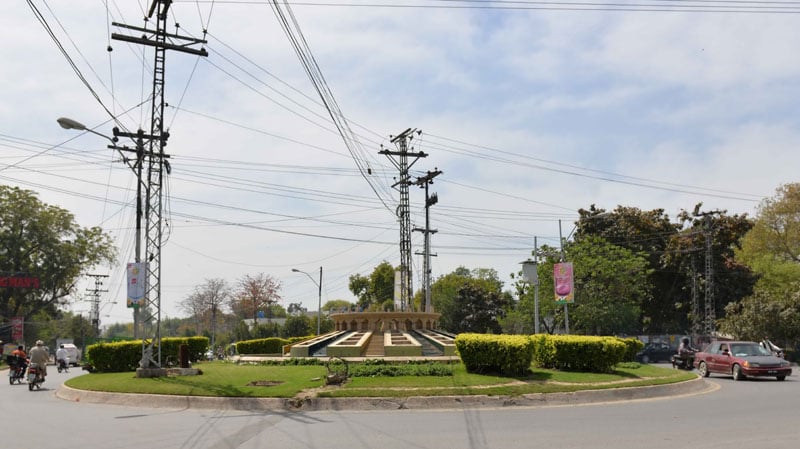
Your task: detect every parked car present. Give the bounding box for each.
[694,341,792,381]
[635,342,674,363]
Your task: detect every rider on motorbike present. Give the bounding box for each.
[10,345,28,377]
[678,337,696,356]
[28,340,49,381]
[56,344,69,371]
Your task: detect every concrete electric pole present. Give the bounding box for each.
[413,169,442,313]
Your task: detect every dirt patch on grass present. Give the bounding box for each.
[247,380,285,387]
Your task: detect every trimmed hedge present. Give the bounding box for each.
[532,335,627,373]
[236,337,290,354]
[619,337,645,362]
[86,337,209,373]
[455,333,534,375]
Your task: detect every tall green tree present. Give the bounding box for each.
[520,237,652,335]
[0,186,115,326]
[348,261,395,310]
[668,206,756,332]
[574,205,680,333]
[430,266,507,333]
[720,183,800,347]
[448,283,511,334]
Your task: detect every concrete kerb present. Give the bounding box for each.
[56,376,713,412]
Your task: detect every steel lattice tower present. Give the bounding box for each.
[112,0,207,368]
[380,129,427,311]
[703,217,715,336]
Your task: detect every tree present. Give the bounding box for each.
[230,273,282,320]
[321,299,353,313]
[719,184,800,347]
[287,302,307,316]
[448,283,511,334]
[0,186,115,327]
[574,205,680,333]
[430,266,507,333]
[181,278,230,350]
[669,206,756,332]
[527,237,652,335]
[348,261,395,310]
[283,315,312,337]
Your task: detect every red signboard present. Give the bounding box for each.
[0,276,40,288]
[11,316,24,342]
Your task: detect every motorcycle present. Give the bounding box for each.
[27,363,45,391]
[6,355,26,385]
[57,358,69,373]
[671,352,695,370]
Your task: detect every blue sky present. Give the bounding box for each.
[2,1,798,325]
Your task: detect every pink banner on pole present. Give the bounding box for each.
[554,262,575,304]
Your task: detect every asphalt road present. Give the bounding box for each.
[3,364,798,449]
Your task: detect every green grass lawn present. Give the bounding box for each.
[64,360,696,399]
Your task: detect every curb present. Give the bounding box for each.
[56,376,712,412]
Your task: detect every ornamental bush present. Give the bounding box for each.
[455,333,534,375]
[236,337,290,354]
[532,335,627,373]
[619,337,645,362]
[85,337,210,373]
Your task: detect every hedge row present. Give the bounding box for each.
[455,334,535,375]
[456,334,639,375]
[86,337,209,372]
[536,335,628,373]
[235,336,312,355]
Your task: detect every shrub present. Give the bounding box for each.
[236,337,289,354]
[619,337,645,362]
[85,336,210,373]
[455,333,534,375]
[532,335,627,373]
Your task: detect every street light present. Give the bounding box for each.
[292,267,322,335]
[57,117,118,144]
[520,258,540,335]
[58,116,145,340]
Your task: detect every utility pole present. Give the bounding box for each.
[558,220,570,334]
[85,274,109,338]
[379,128,427,311]
[111,0,207,370]
[413,168,442,313]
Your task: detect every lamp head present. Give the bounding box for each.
[57,117,87,131]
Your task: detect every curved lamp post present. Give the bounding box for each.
[292,267,322,335]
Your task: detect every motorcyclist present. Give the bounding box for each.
[10,345,28,377]
[28,340,49,380]
[56,344,69,371]
[678,337,696,356]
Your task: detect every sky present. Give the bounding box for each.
[2,1,799,326]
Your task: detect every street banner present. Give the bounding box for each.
[11,316,24,342]
[127,262,146,308]
[393,270,402,310]
[554,262,575,304]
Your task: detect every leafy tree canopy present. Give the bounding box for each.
[0,186,115,323]
[348,261,395,310]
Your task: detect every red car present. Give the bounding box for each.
[694,340,792,381]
